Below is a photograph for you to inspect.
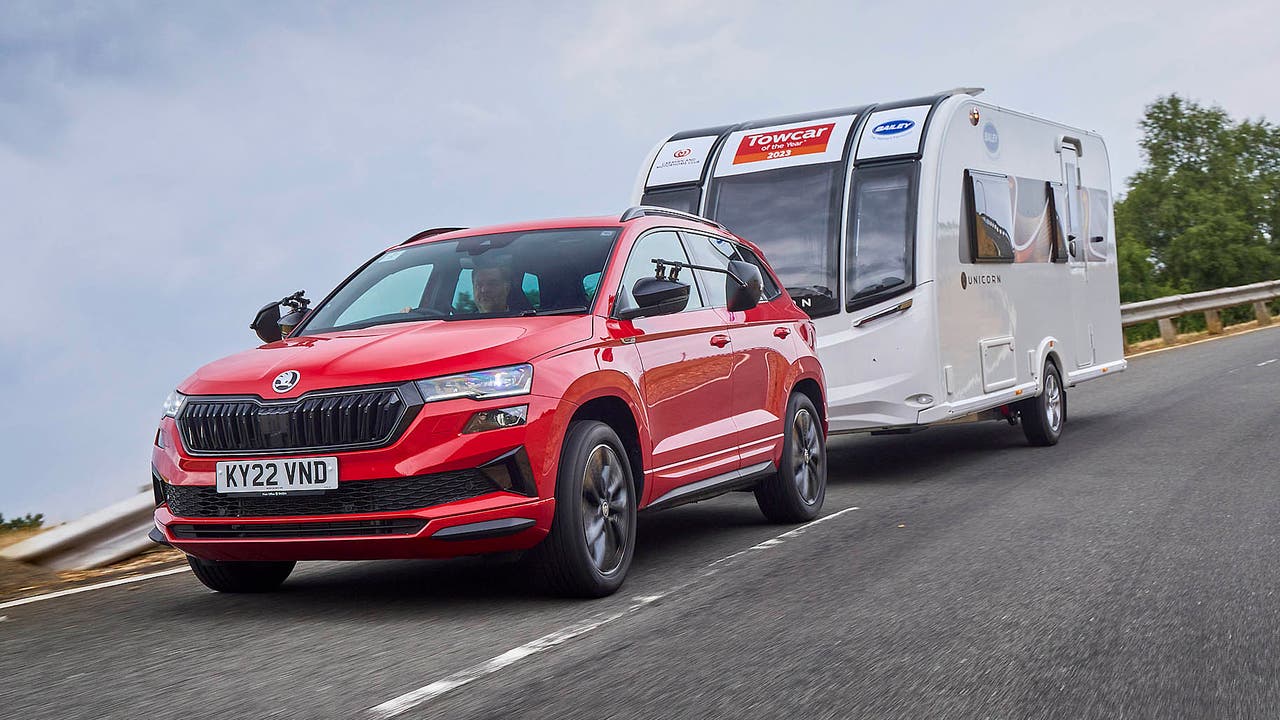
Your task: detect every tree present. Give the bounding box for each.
[1115,95,1280,302]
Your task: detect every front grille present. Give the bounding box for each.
[162,471,498,518]
[177,386,415,455]
[170,518,426,540]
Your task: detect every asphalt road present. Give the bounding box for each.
[3,327,1279,720]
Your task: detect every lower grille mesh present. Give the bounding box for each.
[170,519,426,539]
[163,471,498,518]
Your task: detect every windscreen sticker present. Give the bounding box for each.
[856,105,932,161]
[646,135,719,188]
[713,115,857,177]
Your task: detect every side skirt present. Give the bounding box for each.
[643,461,776,513]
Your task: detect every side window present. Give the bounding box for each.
[582,272,602,302]
[614,230,704,315]
[1047,182,1070,263]
[335,265,433,326]
[452,269,477,312]
[847,162,915,306]
[682,232,736,307]
[733,244,781,300]
[520,273,540,306]
[1085,188,1111,263]
[964,169,1015,262]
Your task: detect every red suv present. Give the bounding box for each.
[152,207,827,597]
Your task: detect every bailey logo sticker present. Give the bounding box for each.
[272,370,301,393]
[872,119,915,137]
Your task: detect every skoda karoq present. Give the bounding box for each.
[152,207,827,597]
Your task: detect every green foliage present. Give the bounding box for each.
[1116,95,1280,342]
[0,513,44,531]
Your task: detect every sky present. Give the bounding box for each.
[1,0,1277,522]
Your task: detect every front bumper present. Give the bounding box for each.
[151,392,569,562]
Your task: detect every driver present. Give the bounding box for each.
[473,263,513,313]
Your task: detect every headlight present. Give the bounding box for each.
[162,390,187,418]
[415,364,533,403]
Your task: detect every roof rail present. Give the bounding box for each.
[400,227,467,245]
[619,206,729,233]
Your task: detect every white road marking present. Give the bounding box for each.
[1258,358,1278,367]
[0,566,190,611]
[367,505,861,719]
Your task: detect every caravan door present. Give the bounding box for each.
[1059,143,1094,368]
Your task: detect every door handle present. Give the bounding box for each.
[773,327,791,339]
[710,334,730,348]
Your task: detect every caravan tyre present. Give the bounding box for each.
[1020,361,1064,446]
[755,392,826,523]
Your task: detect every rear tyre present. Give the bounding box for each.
[1019,360,1065,446]
[530,420,637,598]
[755,392,826,523]
[187,556,295,593]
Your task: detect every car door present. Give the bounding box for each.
[682,232,793,471]
[611,229,739,502]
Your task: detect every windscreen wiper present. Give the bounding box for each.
[519,306,589,317]
[849,278,905,300]
[786,285,833,299]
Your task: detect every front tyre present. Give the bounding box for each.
[755,392,826,523]
[1019,360,1065,446]
[531,420,637,598]
[187,556,295,593]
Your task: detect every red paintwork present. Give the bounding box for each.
[153,214,825,562]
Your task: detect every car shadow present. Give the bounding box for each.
[158,417,1103,611]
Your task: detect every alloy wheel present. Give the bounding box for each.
[580,443,630,575]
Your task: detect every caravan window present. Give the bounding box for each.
[964,170,1016,263]
[1047,182,1070,263]
[706,164,843,317]
[640,186,702,216]
[846,162,916,310]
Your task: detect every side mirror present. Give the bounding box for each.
[618,277,690,320]
[251,302,283,343]
[726,260,763,313]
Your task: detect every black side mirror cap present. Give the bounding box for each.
[726,260,763,313]
[251,302,283,343]
[617,277,691,320]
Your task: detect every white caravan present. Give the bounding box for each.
[632,88,1126,444]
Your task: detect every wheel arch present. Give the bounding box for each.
[570,395,646,505]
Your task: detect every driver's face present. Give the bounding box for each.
[473,268,510,312]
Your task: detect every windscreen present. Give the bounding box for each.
[297,228,618,335]
[705,163,843,317]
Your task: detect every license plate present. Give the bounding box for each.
[215,457,338,495]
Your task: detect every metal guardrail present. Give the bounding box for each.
[1,492,156,572]
[1121,279,1279,343]
[5,279,1277,573]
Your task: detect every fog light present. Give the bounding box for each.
[463,405,528,434]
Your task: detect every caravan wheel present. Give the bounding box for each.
[1019,361,1064,446]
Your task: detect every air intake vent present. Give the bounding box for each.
[162,471,498,518]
